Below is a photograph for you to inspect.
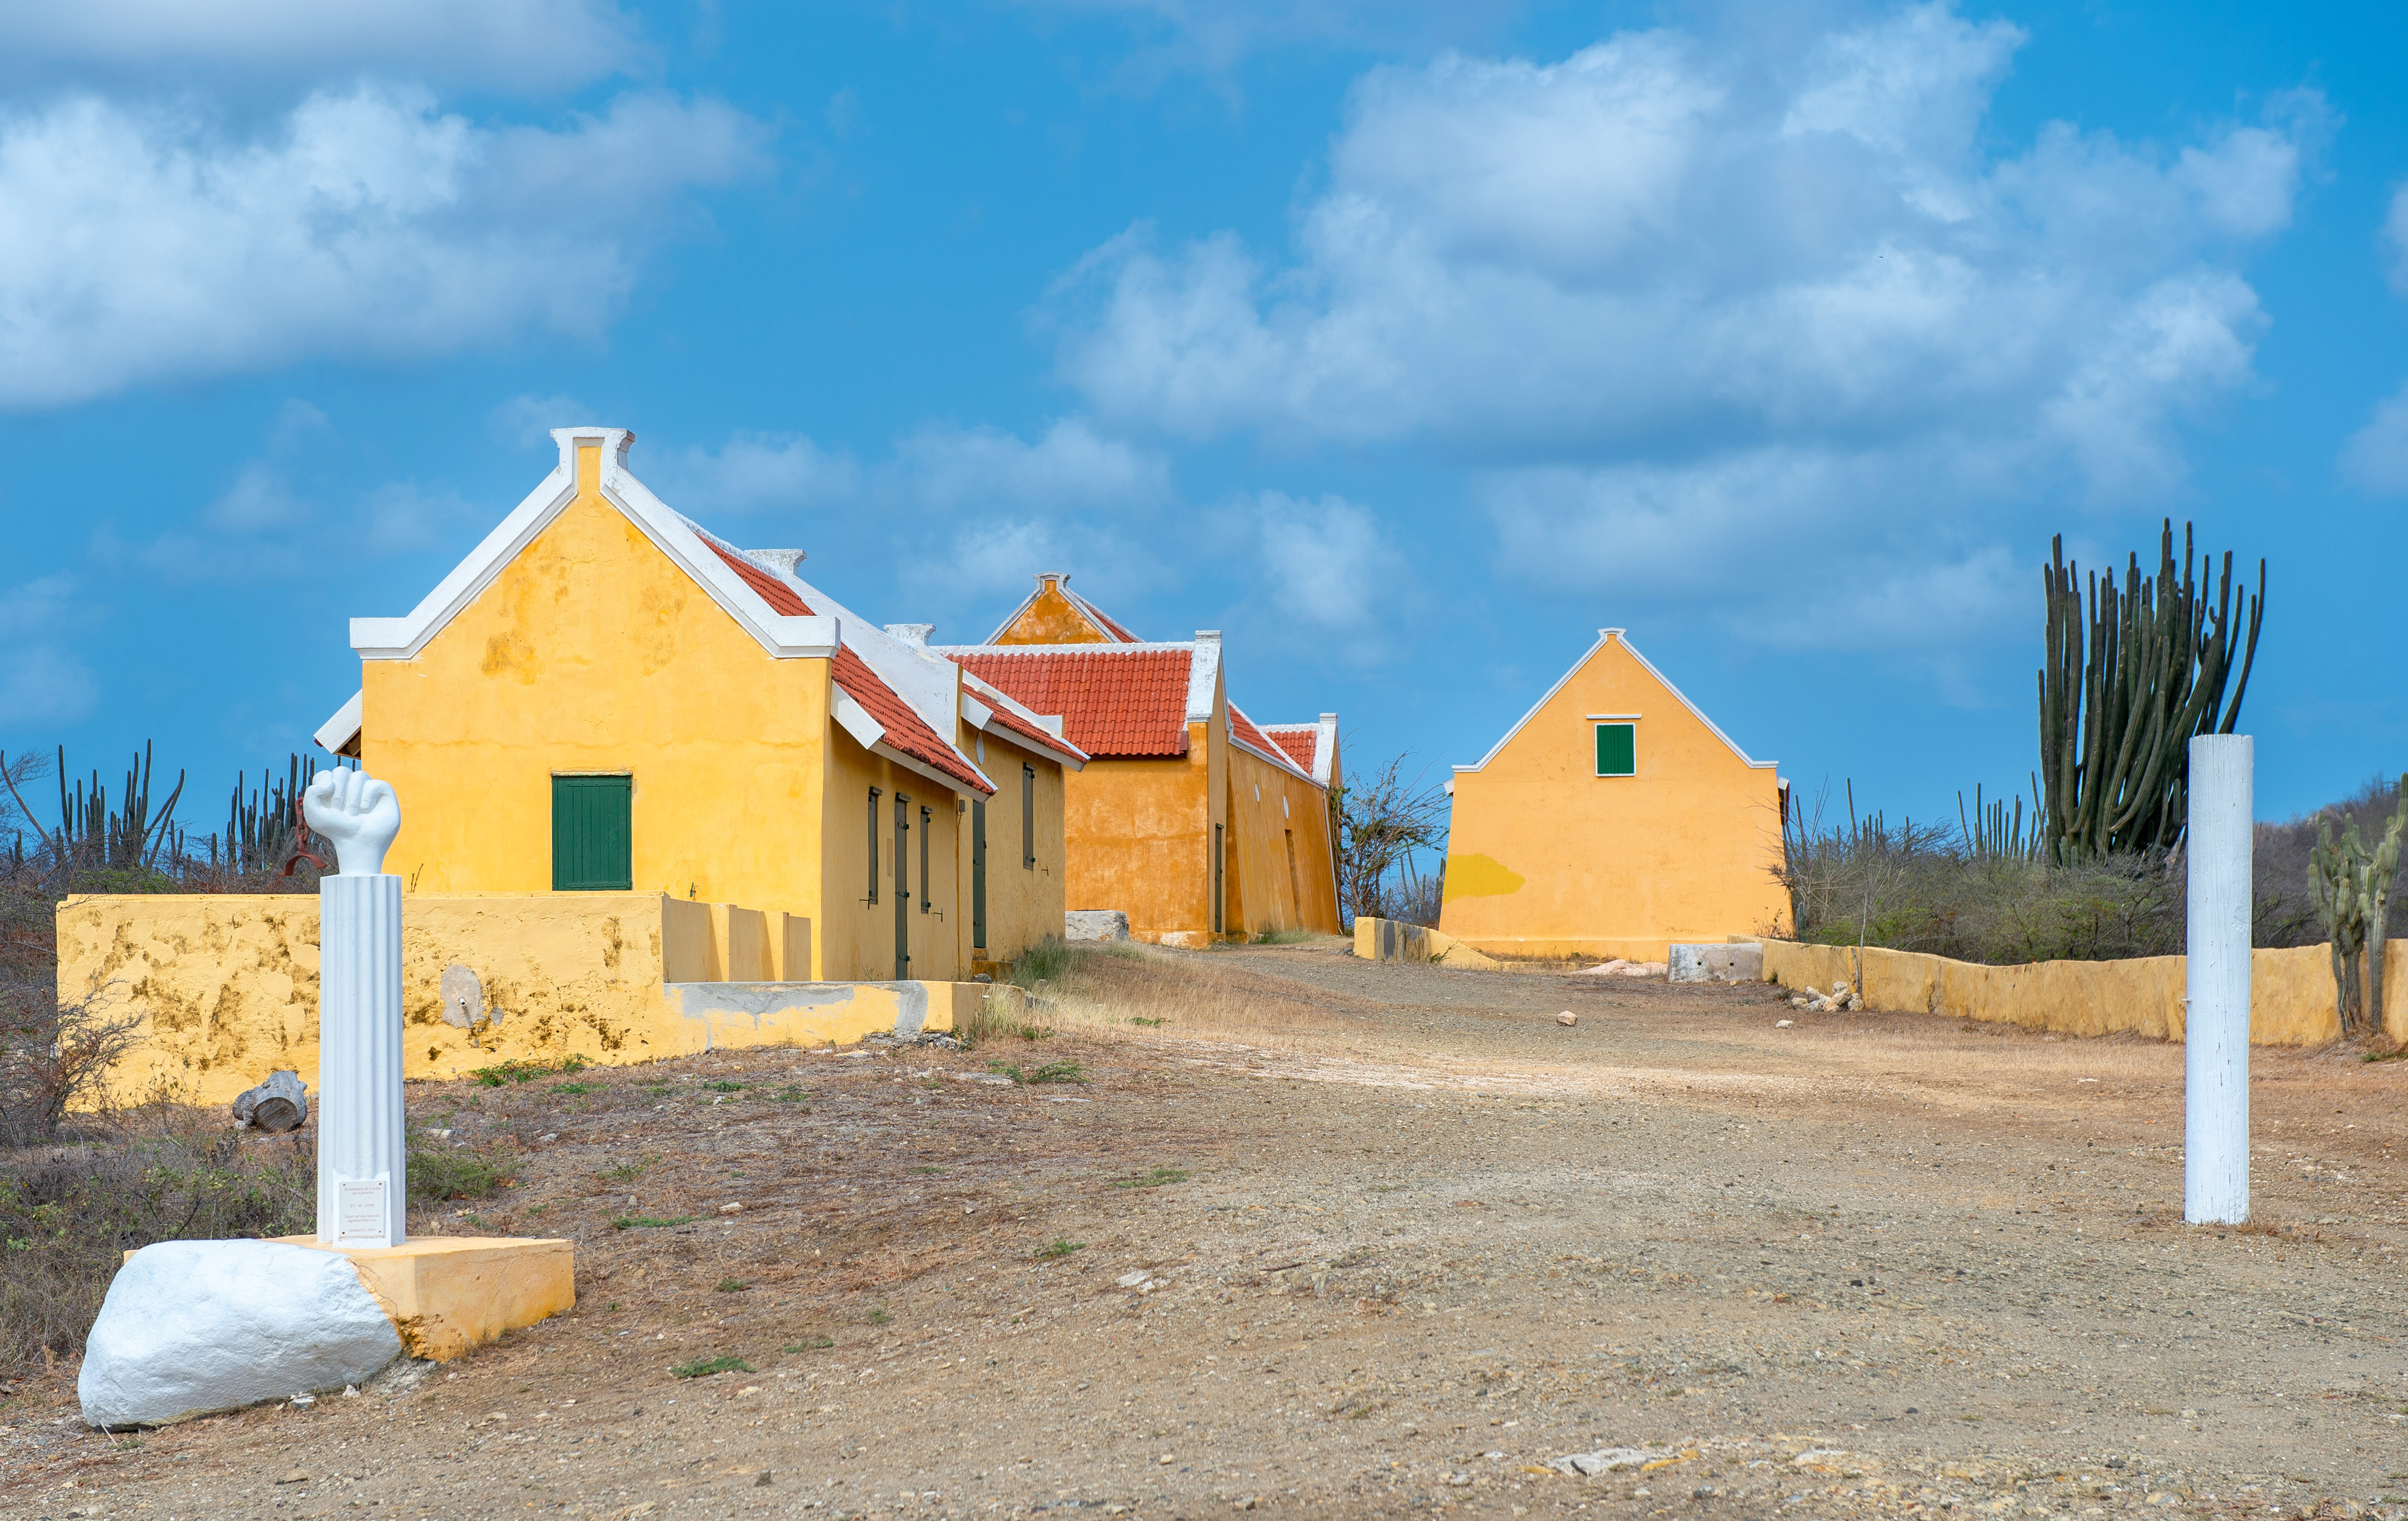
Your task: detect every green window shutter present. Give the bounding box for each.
[1595,723,1636,778]
[552,775,632,890]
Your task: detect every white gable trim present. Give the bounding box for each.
[1453,629,1775,774]
[315,690,363,754]
[956,669,1089,771]
[1185,631,1221,725]
[1259,713,1341,786]
[1228,730,1324,792]
[351,429,838,662]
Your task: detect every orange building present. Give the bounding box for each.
[934,574,1340,945]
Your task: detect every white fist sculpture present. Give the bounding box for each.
[302,767,403,877]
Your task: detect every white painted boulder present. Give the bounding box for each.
[1065,910,1131,943]
[80,1240,402,1429]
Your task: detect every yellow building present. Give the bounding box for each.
[314,427,1086,982]
[1439,629,1787,962]
[933,574,1341,944]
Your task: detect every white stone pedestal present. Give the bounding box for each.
[2184,733,2252,1226]
[317,873,407,1248]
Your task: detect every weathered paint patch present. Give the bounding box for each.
[1441,853,1526,899]
[663,980,926,1051]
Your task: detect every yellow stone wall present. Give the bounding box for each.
[1057,743,1218,943]
[359,442,837,956]
[1352,916,1502,968]
[1440,632,1788,962]
[1225,744,1341,935]
[56,892,972,1107]
[1756,938,2408,1047]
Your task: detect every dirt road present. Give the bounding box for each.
[9,942,2408,1520]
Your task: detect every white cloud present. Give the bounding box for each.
[1053,3,2309,478]
[657,417,1169,517]
[0,85,771,408]
[886,419,1174,513]
[0,575,99,728]
[2342,382,2408,496]
[2384,182,2408,296]
[0,1,643,93]
[659,432,862,514]
[1049,2,2315,684]
[106,402,484,580]
[1253,491,1406,632]
[490,393,594,447]
[1021,0,1524,81]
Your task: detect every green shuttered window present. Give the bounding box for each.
[1594,723,1636,778]
[552,775,633,890]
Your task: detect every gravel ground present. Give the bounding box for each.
[6,942,2406,1521]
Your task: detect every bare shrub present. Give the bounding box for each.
[1780,784,2187,965]
[1333,753,1447,928]
[0,982,144,1146]
[0,1105,312,1365]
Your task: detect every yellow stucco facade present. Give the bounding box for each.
[1439,630,1787,962]
[365,444,838,924]
[334,427,1077,984]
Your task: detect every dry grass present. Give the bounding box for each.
[1020,943,1363,1051]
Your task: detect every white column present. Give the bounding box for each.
[2185,733,2252,1225]
[317,873,407,1248]
[304,765,409,1250]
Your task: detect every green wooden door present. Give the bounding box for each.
[553,775,632,890]
[971,799,988,950]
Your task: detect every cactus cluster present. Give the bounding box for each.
[2038,521,2264,864]
[2310,775,2408,1039]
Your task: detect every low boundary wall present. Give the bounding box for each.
[56,893,966,1107]
[1754,938,2406,1047]
[1353,917,1503,969]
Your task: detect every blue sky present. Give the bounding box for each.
[4,0,2406,846]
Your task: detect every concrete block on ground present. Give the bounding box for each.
[279,1235,574,1362]
[1065,910,1131,942]
[81,1240,402,1429]
[1669,943,1764,983]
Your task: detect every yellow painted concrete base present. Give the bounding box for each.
[279,1235,575,1362]
[1352,917,1504,969]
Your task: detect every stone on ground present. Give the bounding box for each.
[1065,910,1131,942]
[80,1240,402,1429]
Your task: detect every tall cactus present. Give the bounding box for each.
[2310,782,2408,1041]
[2312,817,2370,1036]
[2038,521,2264,864]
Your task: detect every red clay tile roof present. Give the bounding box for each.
[1226,703,1314,784]
[949,648,1194,758]
[1263,727,1318,775]
[703,541,992,796]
